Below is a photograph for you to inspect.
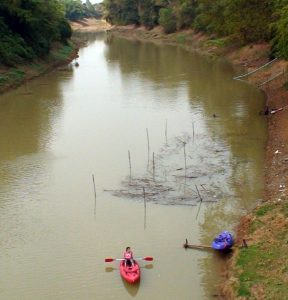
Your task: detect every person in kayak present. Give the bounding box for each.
[124,247,134,267]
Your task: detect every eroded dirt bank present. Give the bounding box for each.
[70,18,111,32]
[0,42,80,95]
[0,19,111,95]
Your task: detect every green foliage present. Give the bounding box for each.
[58,19,72,42]
[174,0,197,29]
[224,0,272,42]
[159,8,176,33]
[104,0,139,25]
[194,0,228,34]
[84,0,103,18]
[256,203,276,217]
[0,0,72,66]
[121,0,139,24]
[102,0,288,61]
[272,4,288,59]
[61,0,85,21]
[139,0,157,28]
[0,18,34,66]
[236,245,263,297]
[176,34,186,44]
[0,68,25,87]
[50,44,74,61]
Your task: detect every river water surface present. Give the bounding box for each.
[0,33,266,299]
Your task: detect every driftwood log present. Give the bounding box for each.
[183,238,248,251]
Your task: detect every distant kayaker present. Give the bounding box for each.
[124,246,134,267]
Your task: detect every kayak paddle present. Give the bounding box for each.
[105,256,153,262]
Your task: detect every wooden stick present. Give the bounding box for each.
[143,187,146,208]
[143,187,147,229]
[92,174,97,215]
[128,150,132,182]
[146,128,150,167]
[195,185,203,220]
[152,152,155,180]
[183,142,187,178]
[183,239,213,250]
[195,184,203,202]
[192,122,195,144]
[183,240,238,251]
[165,119,168,145]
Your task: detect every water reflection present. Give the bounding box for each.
[122,279,140,297]
[0,68,73,161]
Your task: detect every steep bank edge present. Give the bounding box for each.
[0,19,111,95]
[109,26,288,299]
[0,41,79,95]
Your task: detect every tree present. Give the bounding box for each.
[104,0,139,25]
[61,0,85,21]
[194,0,228,35]
[175,0,197,29]
[272,2,288,59]
[138,0,157,28]
[224,0,273,42]
[159,7,176,33]
[0,0,71,65]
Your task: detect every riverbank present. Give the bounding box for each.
[0,19,111,95]
[0,41,79,95]
[107,25,288,299]
[70,18,111,32]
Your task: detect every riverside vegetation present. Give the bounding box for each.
[103,0,288,60]
[0,0,102,93]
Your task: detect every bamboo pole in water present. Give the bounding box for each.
[183,142,187,178]
[165,119,168,145]
[143,187,147,229]
[192,122,195,144]
[128,150,132,182]
[146,128,150,167]
[92,174,97,215]
[195,184,203,220]
[152,152,155,180]
[195,184,203,202]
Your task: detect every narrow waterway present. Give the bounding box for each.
[0,32,266,299]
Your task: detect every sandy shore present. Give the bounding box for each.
[70,18,111,32]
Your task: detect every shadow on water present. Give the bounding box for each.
[142,263,154,270]
[122,278,140,297]
[105,266,117,272]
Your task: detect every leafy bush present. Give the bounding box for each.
[159,8,177,34]
[272,4,288,59]
[0,19,34,66]
[0,0,72,66]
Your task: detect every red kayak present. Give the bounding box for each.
[120,260,140,284]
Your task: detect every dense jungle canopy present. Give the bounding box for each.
[0,0,102,67]
[103,0,288,59]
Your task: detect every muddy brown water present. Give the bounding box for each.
[0,33,266,299]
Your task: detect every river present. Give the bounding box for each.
[0,32,266,299]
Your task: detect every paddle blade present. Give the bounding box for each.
[105,258,114,262]
[144,257,153,261]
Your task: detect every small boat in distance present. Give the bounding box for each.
[212,231,234,251]
[120,260,140,284]
[105,256,153,284]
